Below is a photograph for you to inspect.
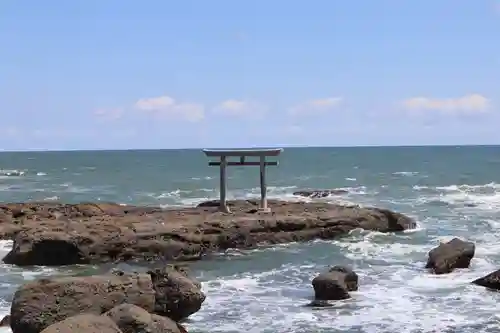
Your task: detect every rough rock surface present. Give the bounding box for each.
[39,314,122,333]
[471,269,500,290]
[104,304,182,333]
[0,314,10,327]
[311,266,358,301]
[148,265,206,321]
[0,200,416,266]
[10,273,155,333]
[293,189,349,198]
[425,238,475,274]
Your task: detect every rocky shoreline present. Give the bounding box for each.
[2,200,500,332]
[0,199,416,266]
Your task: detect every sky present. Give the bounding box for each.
[1,1,499,151]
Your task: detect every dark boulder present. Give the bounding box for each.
[10,273,155,333]
[39,314,122,333]
[148,265,206,321]
[104,304,182,333]
[471,269,500,291]
[293,189,349,198]
[311,266,358,302]
[425,238,475,274]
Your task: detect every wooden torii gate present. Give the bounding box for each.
[202,148,284,213]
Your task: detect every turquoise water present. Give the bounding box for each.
[1,146,500,332]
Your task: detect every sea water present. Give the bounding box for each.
[0,146,500,332]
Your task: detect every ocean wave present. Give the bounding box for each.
[414,182,500,211]
[187,222,499,333]
[0,169,25,177]
[393,171,419,176]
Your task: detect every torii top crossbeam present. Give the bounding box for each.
[203,148,284,213]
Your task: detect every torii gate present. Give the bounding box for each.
[202,148,283,213]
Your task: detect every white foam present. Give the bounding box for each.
[393,171,419,176]
[186,208,500,333]
[415,182,500,212]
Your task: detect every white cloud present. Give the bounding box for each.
[94,108,123,121]
[213,99,267,117]
[400,94,491,115]
[134,95,205,122]
[288,97,343,116]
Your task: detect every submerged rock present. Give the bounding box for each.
[471,269,500,291]
[293,189,349,198]
[311,266,358,302]
[1,200,416,266]
[425,238,475,274]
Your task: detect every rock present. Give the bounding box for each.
[425,238,475,274]
[3,231,91,266]
[104,304,182,333]
[471,269,500,290]
[1,200,416,266]
[311,266,358,301]
[40,314,122,333]
[328,266,358,291]
[10,273,155,333]
[0,314,10,327]
[293,189,349,198]
[148,265,206,321]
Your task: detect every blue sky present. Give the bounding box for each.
[1,1,499,150]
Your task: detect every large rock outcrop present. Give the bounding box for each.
[1,200,416,266]
[39,314,122,333]
[425,238,475,274]
[10,273,155,333]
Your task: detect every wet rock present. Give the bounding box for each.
[148,265,206,321]
[1,201,416,266]
[40,314,122,333]
[104,304,181,333]
[293,189,349,198]
[3,231,91,266]
[10,273,155,333]
[311,266,358,301]
[471,269,500,291]
[0,314,10,327]
[425,238,475,274]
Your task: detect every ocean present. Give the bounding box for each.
[1,146,500,333]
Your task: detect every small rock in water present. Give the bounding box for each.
[293,189,349,198]
[311,266,358,301]
[471,269,500,291]
[425,238,475,274]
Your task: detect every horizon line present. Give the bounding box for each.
[0,143,499,153]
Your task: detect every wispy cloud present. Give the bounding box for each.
[213,99,267,117]
[134,95,205,122]
[93,108,123,121]
[400,94,491,115]
[288,97,343,116]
